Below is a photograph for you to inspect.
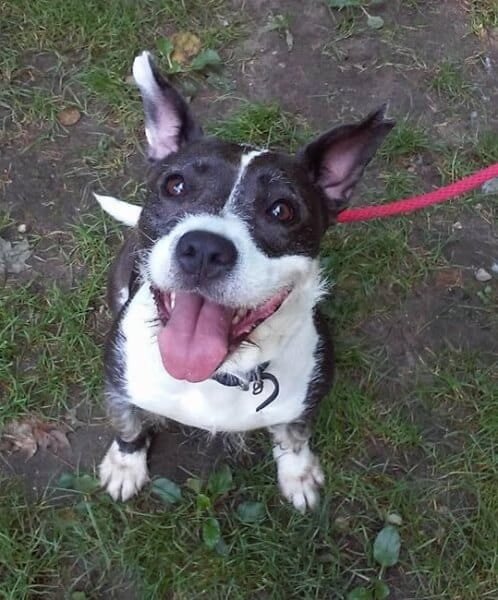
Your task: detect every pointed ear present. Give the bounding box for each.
[132,51,203,161]
[299,105,395,222]
[94,193,142,226]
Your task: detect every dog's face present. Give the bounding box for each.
[98,51,394,383]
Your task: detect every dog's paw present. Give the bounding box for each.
[273,444,324,513]
[99,440,149,501]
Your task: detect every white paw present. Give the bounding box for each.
[273,443,324,513]
[99,440,149,501]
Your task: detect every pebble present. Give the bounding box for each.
[17,223,27,234]
[475,268,492,283]
[386,513,403,526]
[491,262,498,274]
[482,177,498,195]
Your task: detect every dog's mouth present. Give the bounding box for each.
[151,287,290,383]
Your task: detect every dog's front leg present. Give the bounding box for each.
[99,398,150,501]
[268,422,324,513]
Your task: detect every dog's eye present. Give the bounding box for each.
[163,174,186,197]
[268,200,295,223]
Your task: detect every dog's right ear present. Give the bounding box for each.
[132,51,203,162]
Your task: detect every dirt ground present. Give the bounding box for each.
[1,0,497,598]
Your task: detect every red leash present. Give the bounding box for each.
[337,163,498,223]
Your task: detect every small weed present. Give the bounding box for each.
[429,61,473,103]
[379,121,431,163]
[209,102,310,151]
[438,128,498,182]
[467,0,498,35]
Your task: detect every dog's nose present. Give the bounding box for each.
[175,230,238,281]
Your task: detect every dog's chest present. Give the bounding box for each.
[115,285,319,433]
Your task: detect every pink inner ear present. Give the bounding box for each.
[145,100,182,161]
[318,129,376,200]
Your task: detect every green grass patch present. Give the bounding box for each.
[379,120,431,163]
[468,0,498,34]
[209,102,310,151]
[429,60,473,104]
[0,215,120,424]
[1,0,242,126]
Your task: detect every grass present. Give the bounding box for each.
[1,0,498,598]
[209,102,310,151]
[0,0,242,127]
[0,216,121,424]
[429,61,473,104]
[467,0,498,35]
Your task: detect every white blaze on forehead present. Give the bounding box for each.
[225,149,267,208]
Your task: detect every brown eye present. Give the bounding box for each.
[268,200,295,223]
[164,174,185,197]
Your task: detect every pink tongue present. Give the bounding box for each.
[157,291,233,382]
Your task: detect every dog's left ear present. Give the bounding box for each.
[132,51,203,161]
[299,105,395,223]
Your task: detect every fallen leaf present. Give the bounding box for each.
[185,477,202,493]
[0,237,31,277]
[347,587,373,600]
[171,32,202,65]
[207,464,233,498]
[196,493,212,511]
[157,37,175,60]
[373,580,390,600]
[366,14,384,29]
[0,417,71,458]
[190,49,222,71]
[327,0,361,7]
[434,268,463,289]
[151,477,182,504]
[202,516,221,549]
[237,501,266,524]
[58,107,81,126]
[373,525,401,568]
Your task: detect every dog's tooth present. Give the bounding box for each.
[237,308,247,319]
[170,292,176,310]
[232,314,240,325]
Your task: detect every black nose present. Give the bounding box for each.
[175,230,238,281]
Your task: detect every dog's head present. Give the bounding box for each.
[98,51,394,383]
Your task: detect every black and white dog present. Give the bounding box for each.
[96,51,394,512]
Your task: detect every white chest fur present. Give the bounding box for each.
[118,284,320,433]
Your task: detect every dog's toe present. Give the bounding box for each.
[274,444,324,513]
[99,440,149,501]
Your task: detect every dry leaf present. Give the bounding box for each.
[434,268,463,289]
[58,107,82,126]
[171,32,202,65]
[0,417,71,459]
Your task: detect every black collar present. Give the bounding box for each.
[212,362,280,412]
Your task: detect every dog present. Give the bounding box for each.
[95,51,394,512]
